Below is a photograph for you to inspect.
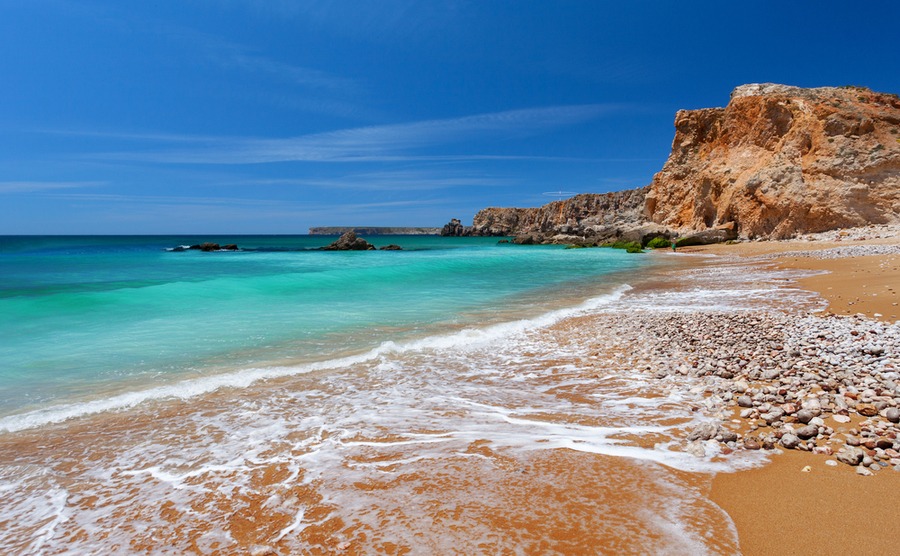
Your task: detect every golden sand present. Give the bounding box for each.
[684,235,900,555]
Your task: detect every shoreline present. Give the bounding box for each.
[1,229,899,553]
[680,230,900,555]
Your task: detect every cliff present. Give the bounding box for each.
[645,83,900,239]
[467,187,650,239]
[456,83,900,243]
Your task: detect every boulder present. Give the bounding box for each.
[379,244,403,251]
[440,218,469,237]
[322,231,376,251]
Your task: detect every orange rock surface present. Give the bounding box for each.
[645,83,900,238]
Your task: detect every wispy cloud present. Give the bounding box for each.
[0,181,103,194]
[238,169,513,191]
[90,104,623,164]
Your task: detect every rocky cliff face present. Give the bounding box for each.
[454,84,899,243]
[645,83,900,238]
[469,187,649,238]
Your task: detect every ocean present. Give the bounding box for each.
[0,235,811,554]
[0,235,648,427]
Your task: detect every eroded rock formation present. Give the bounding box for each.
[646,83,900,239]
[454,83,900,244]
[470,187,650,240]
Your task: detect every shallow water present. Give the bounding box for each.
[0,242,825,554]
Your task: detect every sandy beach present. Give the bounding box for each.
[683,225,900,555]
[2,228,899,554]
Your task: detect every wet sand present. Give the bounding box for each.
[684,231,900,556]
[2,230,898,554]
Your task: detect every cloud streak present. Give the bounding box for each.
[0,181,103,194]
[91,104,624,164]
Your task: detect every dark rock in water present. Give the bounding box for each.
[441,218,470,236]
[322,231,376,251]
[222,244,239,251]
[189,242,223,252]
[379,244,403,251]
[497,239,510,244]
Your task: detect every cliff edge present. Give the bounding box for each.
[646,83,900,239]
[455,83,900,243]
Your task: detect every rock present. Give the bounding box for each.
[762,408,785,425]
[719,430,739,443]
[222,244,239,251]
[796,425,819,440]
[249,545,277,556]
[687,422,719,442]
[645,84,900,239]
[675,226,737,247]
[440,218,469,236]
[856,465,874,477]
[322,231,376,251]
[686,441,707,458]
[189,242,221,252]
[469,189,649,238]
[743,438,761,450]
[379,244,403,250]
[832,414,851,424]
[737,395,753,408]
[836,447,865,466]
[464,84,900,241]
[795,409,815,424]
[886,407,900,423]
[876,438,894,450]
[780,433,802,449]
[857,403,878,417]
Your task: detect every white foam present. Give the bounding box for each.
[0,286,631,433]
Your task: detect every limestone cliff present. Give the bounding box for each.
[645,83,900,238]
[469,187,649,238]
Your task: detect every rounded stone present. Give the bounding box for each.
[780,433,802,449]
[886,407,900,424]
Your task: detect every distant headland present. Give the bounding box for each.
[443,83,900,246]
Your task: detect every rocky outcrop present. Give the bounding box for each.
[469,188,649,239]
[440,218,470,236]
[452,83,900,243]
[321,231,375,251]
[645,84,900,239]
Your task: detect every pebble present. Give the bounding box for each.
[781,434,802,449]
[886,408,900,423]
[614,251,900,477]
[836,447,865,466]
[856,465,874,476]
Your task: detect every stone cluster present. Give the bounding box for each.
[640,310,899,474]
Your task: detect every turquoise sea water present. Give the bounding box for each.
[0,235,650,425]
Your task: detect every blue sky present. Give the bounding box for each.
[1,1,898,234]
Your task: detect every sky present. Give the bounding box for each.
[1,1,898,234]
